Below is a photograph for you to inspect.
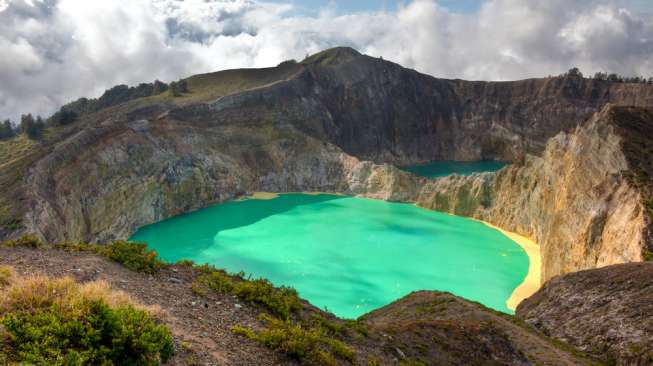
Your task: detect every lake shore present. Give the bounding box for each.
[246,191,343,200]
[479,221,541,311]
[245,192,541,312]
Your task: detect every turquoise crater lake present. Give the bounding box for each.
[401,160,507,178]
[130,194,528,318]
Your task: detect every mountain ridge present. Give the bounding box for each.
[1,47,652,279]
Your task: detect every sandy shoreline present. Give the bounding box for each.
[479,221,541,311]
[246,191,342,200]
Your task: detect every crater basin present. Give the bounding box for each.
[401,160,507,178]
[130,194,528,318]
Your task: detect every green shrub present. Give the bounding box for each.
[96,241,164,274]
[195,271,234,294]
[1,235,42,249]
[3,302,173,365]
[233,279,302,320]
[176,259,195,267]
[0,275,173,366]
[233,314,353,365]
[193,268,302,320]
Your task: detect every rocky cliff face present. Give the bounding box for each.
[372,106,651,282]
[1,48,651,283]
[516,262,653,365]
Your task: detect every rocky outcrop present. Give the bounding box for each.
[516,262,653,365]
[360,290,596,365]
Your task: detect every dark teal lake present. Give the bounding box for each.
[130,194,528,318]
[401,161,507,178]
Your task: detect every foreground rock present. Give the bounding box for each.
[517,262,653,365]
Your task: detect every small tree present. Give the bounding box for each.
[567,67,583,78]
[21,114,44,140]
[607,73,621,82]
[593,72,607,80]
[152,80,168,95]
[169,81,181,97]
[50,109,77,126]
[0,119,15,139]
[178,79,188,93]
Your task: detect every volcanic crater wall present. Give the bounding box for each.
[11,49,653,282]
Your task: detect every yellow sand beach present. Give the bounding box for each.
[247,192,343,200]
[480,221,541,311]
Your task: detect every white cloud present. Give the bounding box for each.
[0,0,652,121]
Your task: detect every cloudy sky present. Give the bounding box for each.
[1,0,653,121]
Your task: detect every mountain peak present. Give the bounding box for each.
[301,46,362,66]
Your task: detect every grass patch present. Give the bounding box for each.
[0,273,173,365]
[233,314,355,365]
[0,266,15,287]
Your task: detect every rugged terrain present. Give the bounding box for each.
[411,106,653,280]
[0,244,599,366]
[1,47,651,281]
[0,47,652,365]
[517,262,653,365]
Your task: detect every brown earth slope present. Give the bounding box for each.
[0,245,599,366]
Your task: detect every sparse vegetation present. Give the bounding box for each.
[95,241,164,274]
[176,259,195,267]
[0,272,173,365]
[0,266,15,287]
[233,314,355,365]
[52,240,165,273]
[193,267,302,320]
[643,249,653,262]
[1,235,42,249]
[560,67,652,84]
